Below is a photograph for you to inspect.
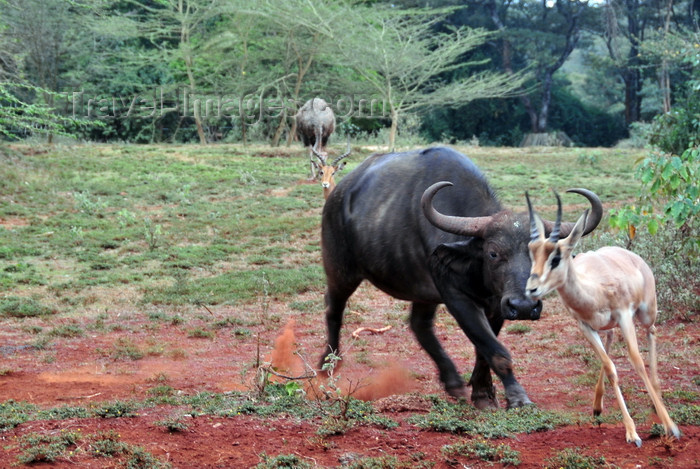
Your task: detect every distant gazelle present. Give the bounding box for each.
[311,133,350,200]
[525,190,681,447]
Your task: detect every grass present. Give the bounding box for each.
[442,439,521,466]
[13,428,171,468]
[409,396,576,437]
[0,144,643,316]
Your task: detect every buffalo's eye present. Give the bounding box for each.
[489,251,498,259]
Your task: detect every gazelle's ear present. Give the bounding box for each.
[562,210,589,249]
[533,213,546,242]
[337,162,347,171]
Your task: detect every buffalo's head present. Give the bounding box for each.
[421,182,602,321]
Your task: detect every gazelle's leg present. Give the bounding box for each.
[593,330,614,416]
[618,315,681,439]
[646,324,662,397]
[577,320,641,447]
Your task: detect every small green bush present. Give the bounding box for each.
[255,453,314,469]
[545,447,609,469]
[0,296,53,317]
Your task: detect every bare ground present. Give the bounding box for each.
[1,283,698,468]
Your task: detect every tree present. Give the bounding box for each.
[0,83,95,141]
[0,0,93,142]
[123,0,224,144]
[334,7,526,150]
[483,0,589,140]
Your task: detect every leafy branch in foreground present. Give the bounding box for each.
[0,82,99,141]
[609,146,698,255]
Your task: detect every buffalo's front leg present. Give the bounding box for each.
[435,285,532,409]
[469,351,498,409]
[409,302,468,398]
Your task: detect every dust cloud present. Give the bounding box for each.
[268,319,415,401]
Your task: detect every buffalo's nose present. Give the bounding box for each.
[505,297,542,320]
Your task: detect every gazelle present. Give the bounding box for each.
[525,191,681,447]
[311,135,350,200]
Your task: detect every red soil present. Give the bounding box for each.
[1,290,698,468]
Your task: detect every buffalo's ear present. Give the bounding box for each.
[429,240,485,299]
[430,241,477,273]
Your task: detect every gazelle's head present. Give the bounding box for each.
[312,138,350,199]
[525,191,589,300]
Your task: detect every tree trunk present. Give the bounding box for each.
[179,1,207,145]
[271,108,287,147]
[287,120,297,147]
[660,0,674,114]
[622,68,642,124]
[388,108,398,151]
[537,72,554,133]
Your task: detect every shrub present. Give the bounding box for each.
[0,296,54,317]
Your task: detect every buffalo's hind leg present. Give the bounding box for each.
[319,280,361,372]
[409,302,468,399]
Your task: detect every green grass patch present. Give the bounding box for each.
[442,439,521,466]
[0,296,54,318]
[545,447,610,469]
[409,397,575,438]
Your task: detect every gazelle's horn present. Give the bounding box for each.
[333,137,351,166]
[549,190,562,243]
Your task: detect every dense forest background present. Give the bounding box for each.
[0,0,698,148]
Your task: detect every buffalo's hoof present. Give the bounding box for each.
[445,385,469,400]
[473,396,499,410]
[505,396,534,410]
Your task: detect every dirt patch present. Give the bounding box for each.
[0,290,698,468]
[0,217,30,229]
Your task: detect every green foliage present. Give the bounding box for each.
[0,83,98,141]
[442,439,521,466]
[0,400,37,431]
[609,147,699,253]
[154,416,190,433]
[544,447,610,469]
[255,453,314,469]
[15,430,81,464]
[410,398,573,437]
[92,400,138,418]
[90,430,129,457]
[647,41,700,155]
[0,296,54,318]
[48,324,85,338]
[343,454,435,469]
[110,338,146,360]
[669,404,700,426]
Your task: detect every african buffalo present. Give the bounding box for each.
[320,147,601,409]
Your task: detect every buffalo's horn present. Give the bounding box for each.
[525,191,540,242]
[421,181,493,238]
[539,188,602,238]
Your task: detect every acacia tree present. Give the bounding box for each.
[122,0,223,144]
[0,0,93,142]
[238,0,362,146]
[335,7,527,150]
